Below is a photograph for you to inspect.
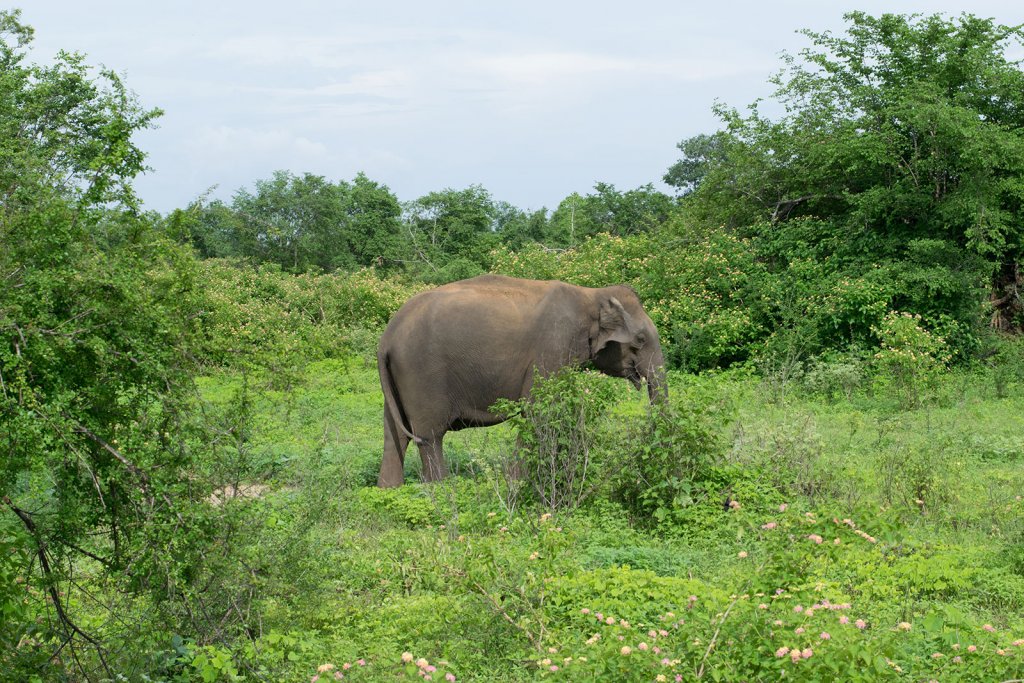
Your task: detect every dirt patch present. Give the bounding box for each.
[208,482,271,506]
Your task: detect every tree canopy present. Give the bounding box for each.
[671,12,1024,352]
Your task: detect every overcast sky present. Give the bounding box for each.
[18,1,1024,213]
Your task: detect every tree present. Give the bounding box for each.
[231,170,350,271]
[403,185,500,281]
[495,203,550,250]
[664,133,728,196]
[681,12,1024,350]
[548,183,675,245]
[0,11,215,677]
[344,172,406,269]
[178,171,405,272]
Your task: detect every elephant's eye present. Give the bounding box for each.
[633,332,647,350]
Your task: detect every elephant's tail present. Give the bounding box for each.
[378,349,424,445]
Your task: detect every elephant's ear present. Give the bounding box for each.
[594,297,634,354]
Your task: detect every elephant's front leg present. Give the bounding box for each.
[417,436,448,482]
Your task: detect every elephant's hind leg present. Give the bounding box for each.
[417,436,448,483]
[378,409,410,487]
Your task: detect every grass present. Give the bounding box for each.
[170,358,1024,681]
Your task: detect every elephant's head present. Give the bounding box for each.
[589,288,668,403]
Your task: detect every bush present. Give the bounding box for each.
[495,369,619,512]
[608,386,725,523]
[872,311,952,409]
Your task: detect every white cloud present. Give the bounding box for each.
[187,126,330,170]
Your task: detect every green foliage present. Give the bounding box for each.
[195,260,423,374]
[495,369,619,512]
[608,383,725,522]
[402,185,501,281]
[179,171,405,272]
[872,311,952,409]
[677,12,1024,352]
[546,183,675,245]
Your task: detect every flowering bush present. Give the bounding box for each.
[195,259,424,375]
[307,654,458,682]
[872,311,952,408]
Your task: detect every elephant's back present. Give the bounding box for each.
[386,277,560,334]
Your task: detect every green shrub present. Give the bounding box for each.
[494,369,619,512]
[608,387,724,523]
[872,311,952,409]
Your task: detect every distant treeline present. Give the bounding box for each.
[166,174,676,283]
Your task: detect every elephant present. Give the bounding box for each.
[376,274,667,487]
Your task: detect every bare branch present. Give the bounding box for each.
[3,496,112,678]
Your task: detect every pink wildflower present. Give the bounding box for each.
[638,642,649,651]
[983,624,996,632]
[967,645,977,653]
[793,605,804,613]
[801,648,813,659]
[790,649,802,663]
[855,619,866,629]
[402,653,414,663]
[932,653,943,659]
[998,649,1008,656]
[446,675,456,682]
[758,603,768,610]
[581,608,591,615]
[775,646,789,657]
[738,551,748,559]
[795,627,805,635]
[356,659,365,667]
[549,665,558,672]
[620,646,632,656]
[820,632,831,640]
[311,677,319,683]
[334,673,343,681]
[343,663,352,670]
[762,522,777,530]
[839,616,850,625]
[779,503,789,512]
[952,656,962,663]
[807,534,823,544]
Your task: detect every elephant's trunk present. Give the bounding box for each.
[646,350,668,405]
